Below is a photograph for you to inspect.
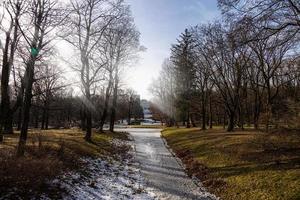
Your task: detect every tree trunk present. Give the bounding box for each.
[127,109,131,125]
[109,79,118,132]
[253,104,260,130]
[5,113,13,135]
[186,109,191,128]
[34,108,39,128]
[17,108,22,131]
[227,111,235,132]
[265,103,272,133]
[110,107,116,132]
[99,73,113,132]
[17,16,42,156]
[265,83,272,133]
[80,106,86,131]
[85,109,92,141]
[17,58,36,156]
[41,101,50,130]
[41,107,46,129]
[191,114,196,127]
[127,99,132,126]
[209,99,213,129]
[223,112,226,130]
[0,7,21,137]
[202,103,206,130]
[254,120,259,130]
[175,120,179,128]
[238,105,244,130]
[84,89,92,142]
[0,34,14,136]
[45,108,49,130]
[99,107,108,132]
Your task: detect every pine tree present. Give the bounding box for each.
[171,29,197,128]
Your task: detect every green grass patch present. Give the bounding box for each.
[162,128,300,200]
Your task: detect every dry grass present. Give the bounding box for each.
[0,129,130,199]
[162,128,300,200]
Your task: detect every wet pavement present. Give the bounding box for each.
[124,128,218,200]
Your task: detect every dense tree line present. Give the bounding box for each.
[150,0,300,131]
[0,0,143,156]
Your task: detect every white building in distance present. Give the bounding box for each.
[140,100,153,120]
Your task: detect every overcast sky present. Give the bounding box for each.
[123,0,220,100]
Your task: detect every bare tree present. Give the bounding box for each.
[149,59,177,126]
[102,6,140,132]
[17,0,65,156]
[62,0,124,140]
[191,26,215,130]
[33,63,64,129]
[218,0,300,40]
[0,0,24,139]
[249,33,296,131]
[149,1,299,132]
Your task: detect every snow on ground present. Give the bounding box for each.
[47,139,157,200]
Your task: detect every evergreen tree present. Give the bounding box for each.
[171,29,197,128]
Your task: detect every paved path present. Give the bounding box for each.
[124,128,218,200]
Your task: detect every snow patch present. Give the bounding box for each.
[46,139,157,200]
